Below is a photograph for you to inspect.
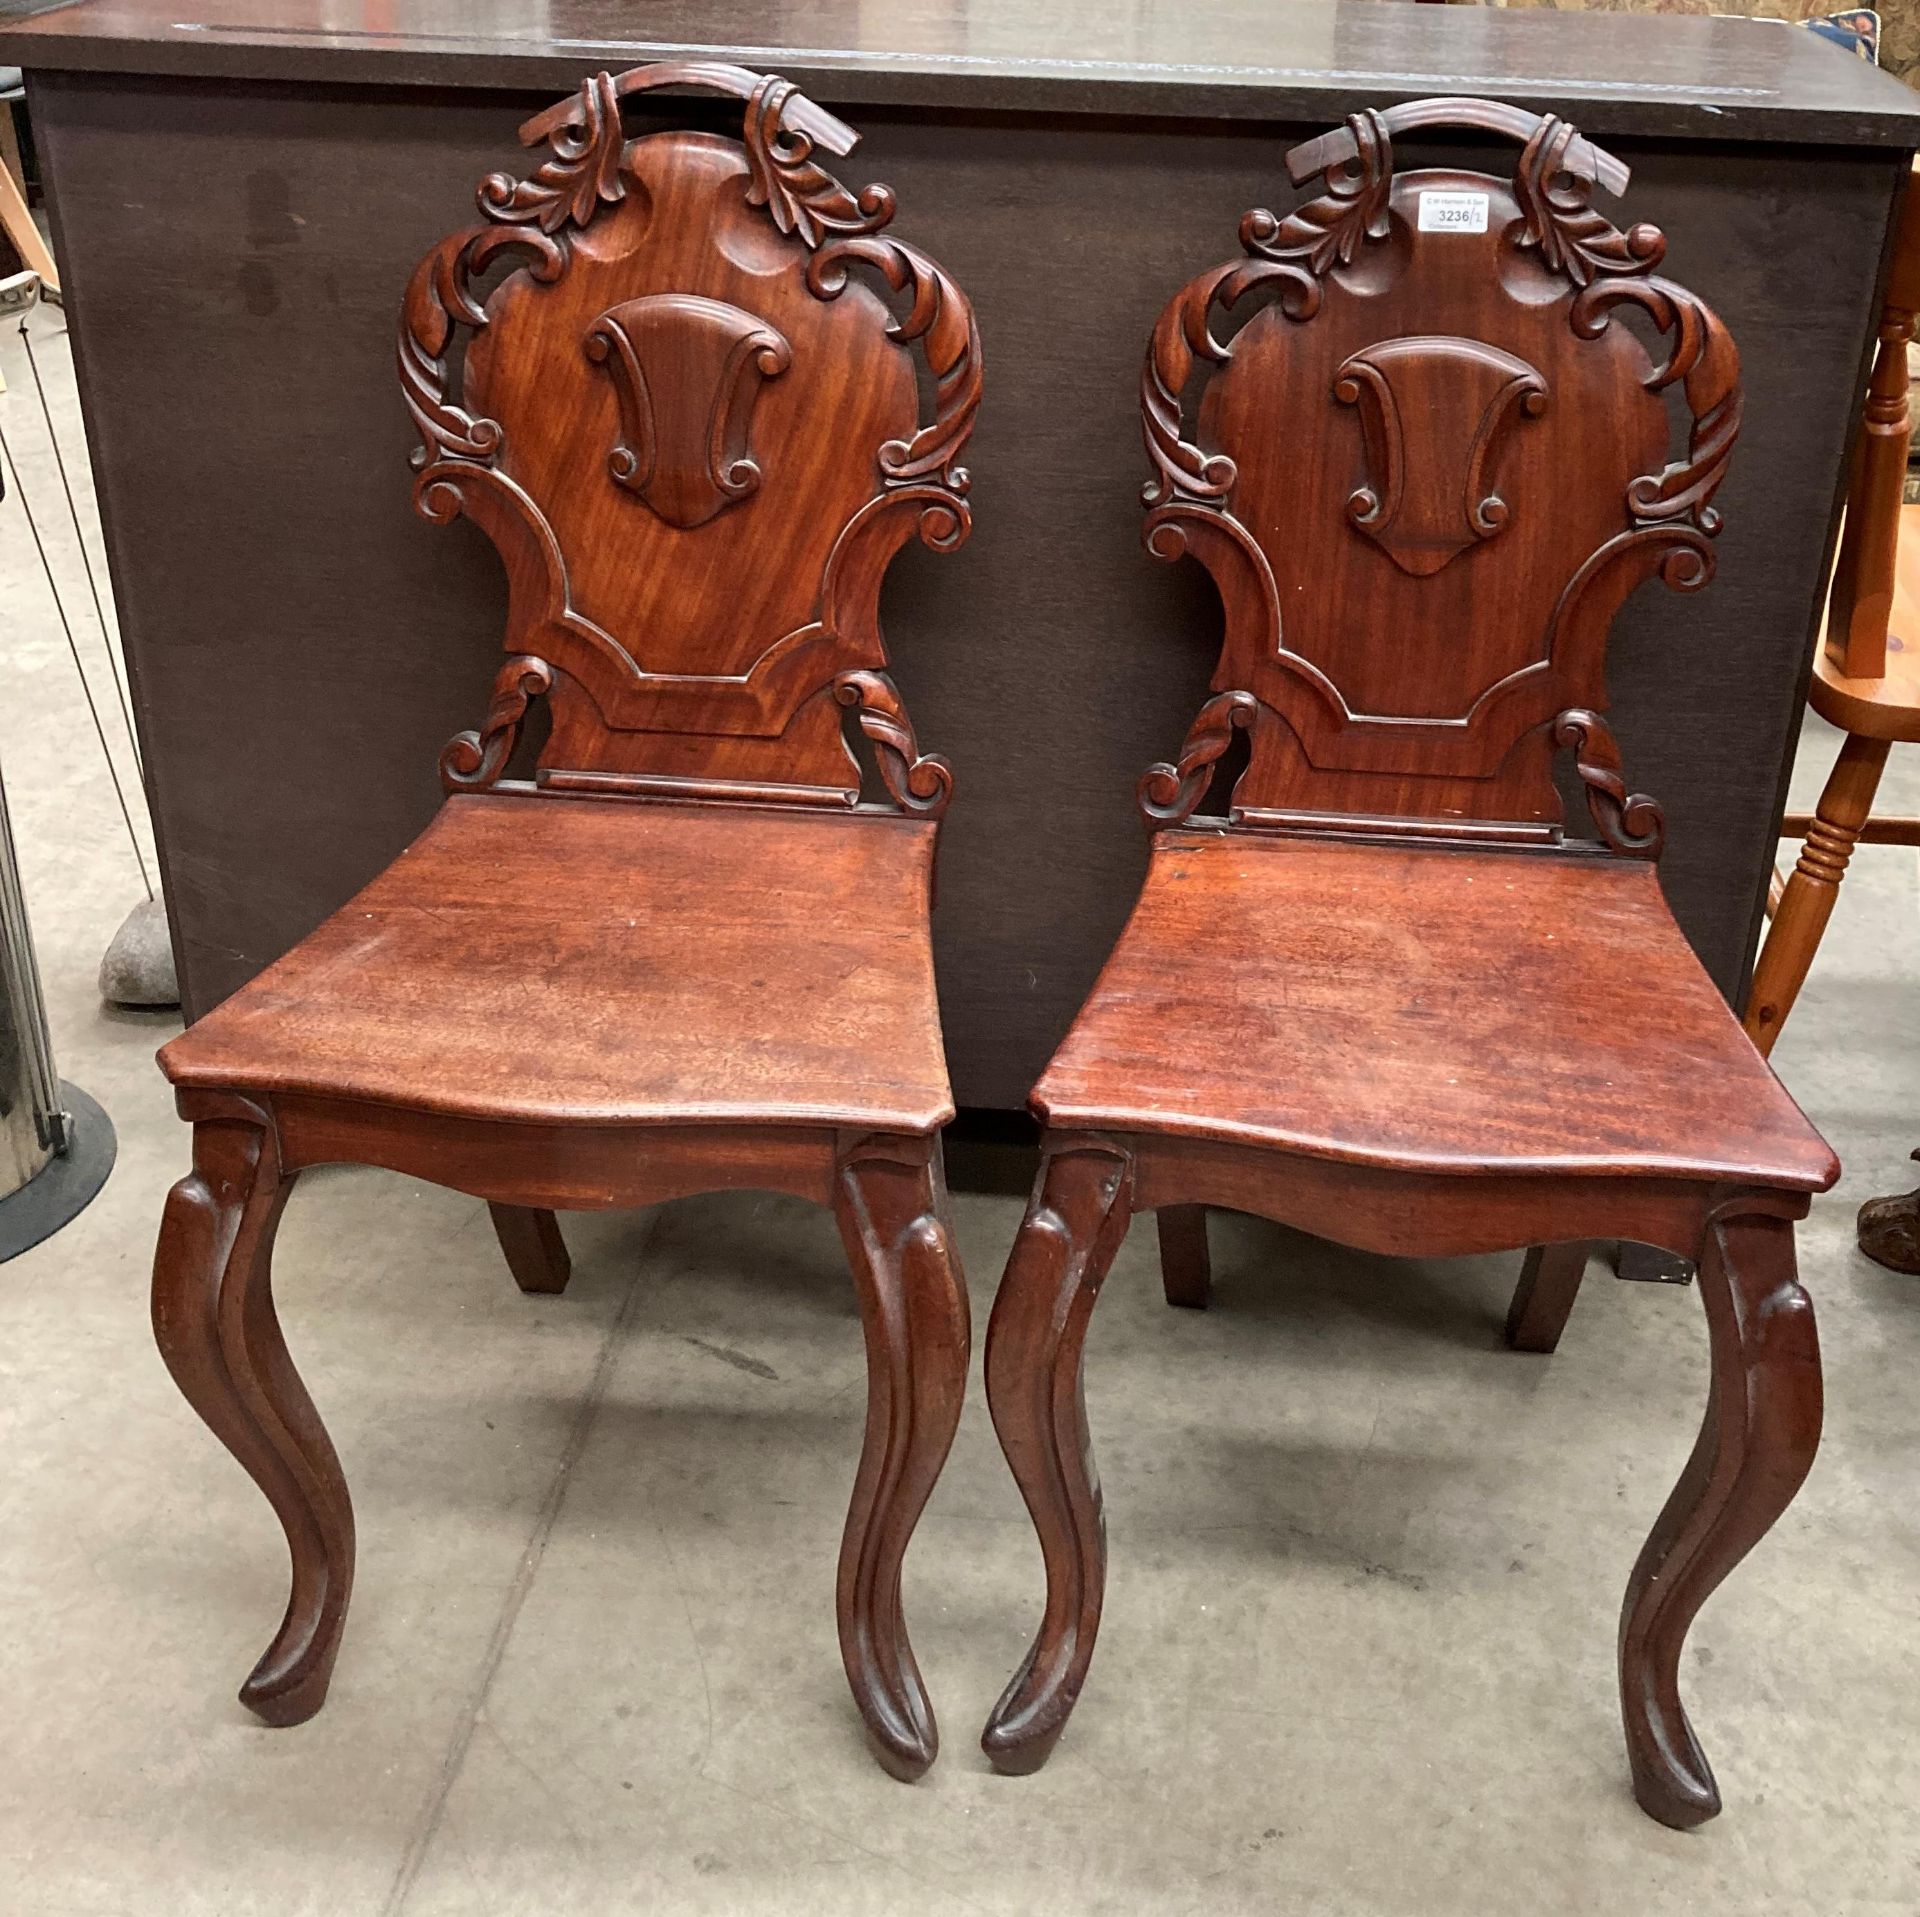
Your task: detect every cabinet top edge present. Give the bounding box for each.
[5,0,1920,148]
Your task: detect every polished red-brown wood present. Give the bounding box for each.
[405,64,975,811]
[151,61,979,1781]
[983,98,1835,1828]
[163,796,951,1131]
[1037,834,1831,1188]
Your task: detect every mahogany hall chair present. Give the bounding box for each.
[149,62,979,1781]
[980,99,1836,1827]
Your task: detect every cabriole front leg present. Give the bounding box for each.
[981,1137,1134,1774]
[151,1093,354,1726]
[832,1133,970,1781]
[1618,1201,1821,1828]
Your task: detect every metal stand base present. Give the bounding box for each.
[0,1081,115,1262]
[1614,1240,1696,1285]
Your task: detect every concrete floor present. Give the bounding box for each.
[2,305,1918,1916]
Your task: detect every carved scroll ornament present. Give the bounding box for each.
[1573,276,1741,539]
[440,655,554,794]
[584,295,792,528]
[1138,691,1258,827]
[1553,708,1664,858]
[1334,337,1548,576]
[745,73,895,246]
[834,670,953,818]
[1514,115,1665,289]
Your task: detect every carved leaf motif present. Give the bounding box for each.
[1513,115,1666,290]
[1138,690,1258,826]
[808,239,981,500]
[1334,336,1548,577]
[478,71,627,232]
[1553,708,1664,858]
[1141,116,1395,514]
[834,670,953,817]
[1571,276,1742,535]
[584,295,793,529]
[1241,109,1395,288]
[400,223,564,471]
[440,656,554,793]
[744,73,896,247]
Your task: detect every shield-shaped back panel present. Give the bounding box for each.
[403,69,979,809]
[1141,105,1739,852]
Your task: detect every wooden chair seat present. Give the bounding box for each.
[1036,832,1834,1191]
[160,793,951,1133]
[1804,501,1920,745]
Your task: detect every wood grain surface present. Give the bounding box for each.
[161,793,953,1131]
[1036,829,1835,1188]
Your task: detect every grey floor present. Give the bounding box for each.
[2,306,1918,1917]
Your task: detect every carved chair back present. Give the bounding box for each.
[402,64,978,816]
[1138,98,1740,858]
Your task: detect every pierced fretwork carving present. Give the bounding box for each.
[584,295,792,528]
[1141,114,1397,514]
[809,239,981,503]
[744,73,895,245]
[1573,276,1742,538]
[401,60,978,811]
[1138,692,1258,827]
[400,72,628,475]
[1514,115,1666,288]
[1334,337,1548,577]
[1554,709,1665,858]
[834,670,953,818]
[440,656,553,793]
[1132,95,1739,859]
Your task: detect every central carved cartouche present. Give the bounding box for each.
[1334,334,1548,577]
[584,292,793,529]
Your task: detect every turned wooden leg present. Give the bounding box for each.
[831,1134,970,1782]
[1618,1205,1820,1828]
[1156,1204,1211,1309]
[981,1138,1134,1775]
[488,1203,571,1294]
[1505,1241,1590,1353]
[1744,732,1890,1055]
[150,1094,354,1726]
